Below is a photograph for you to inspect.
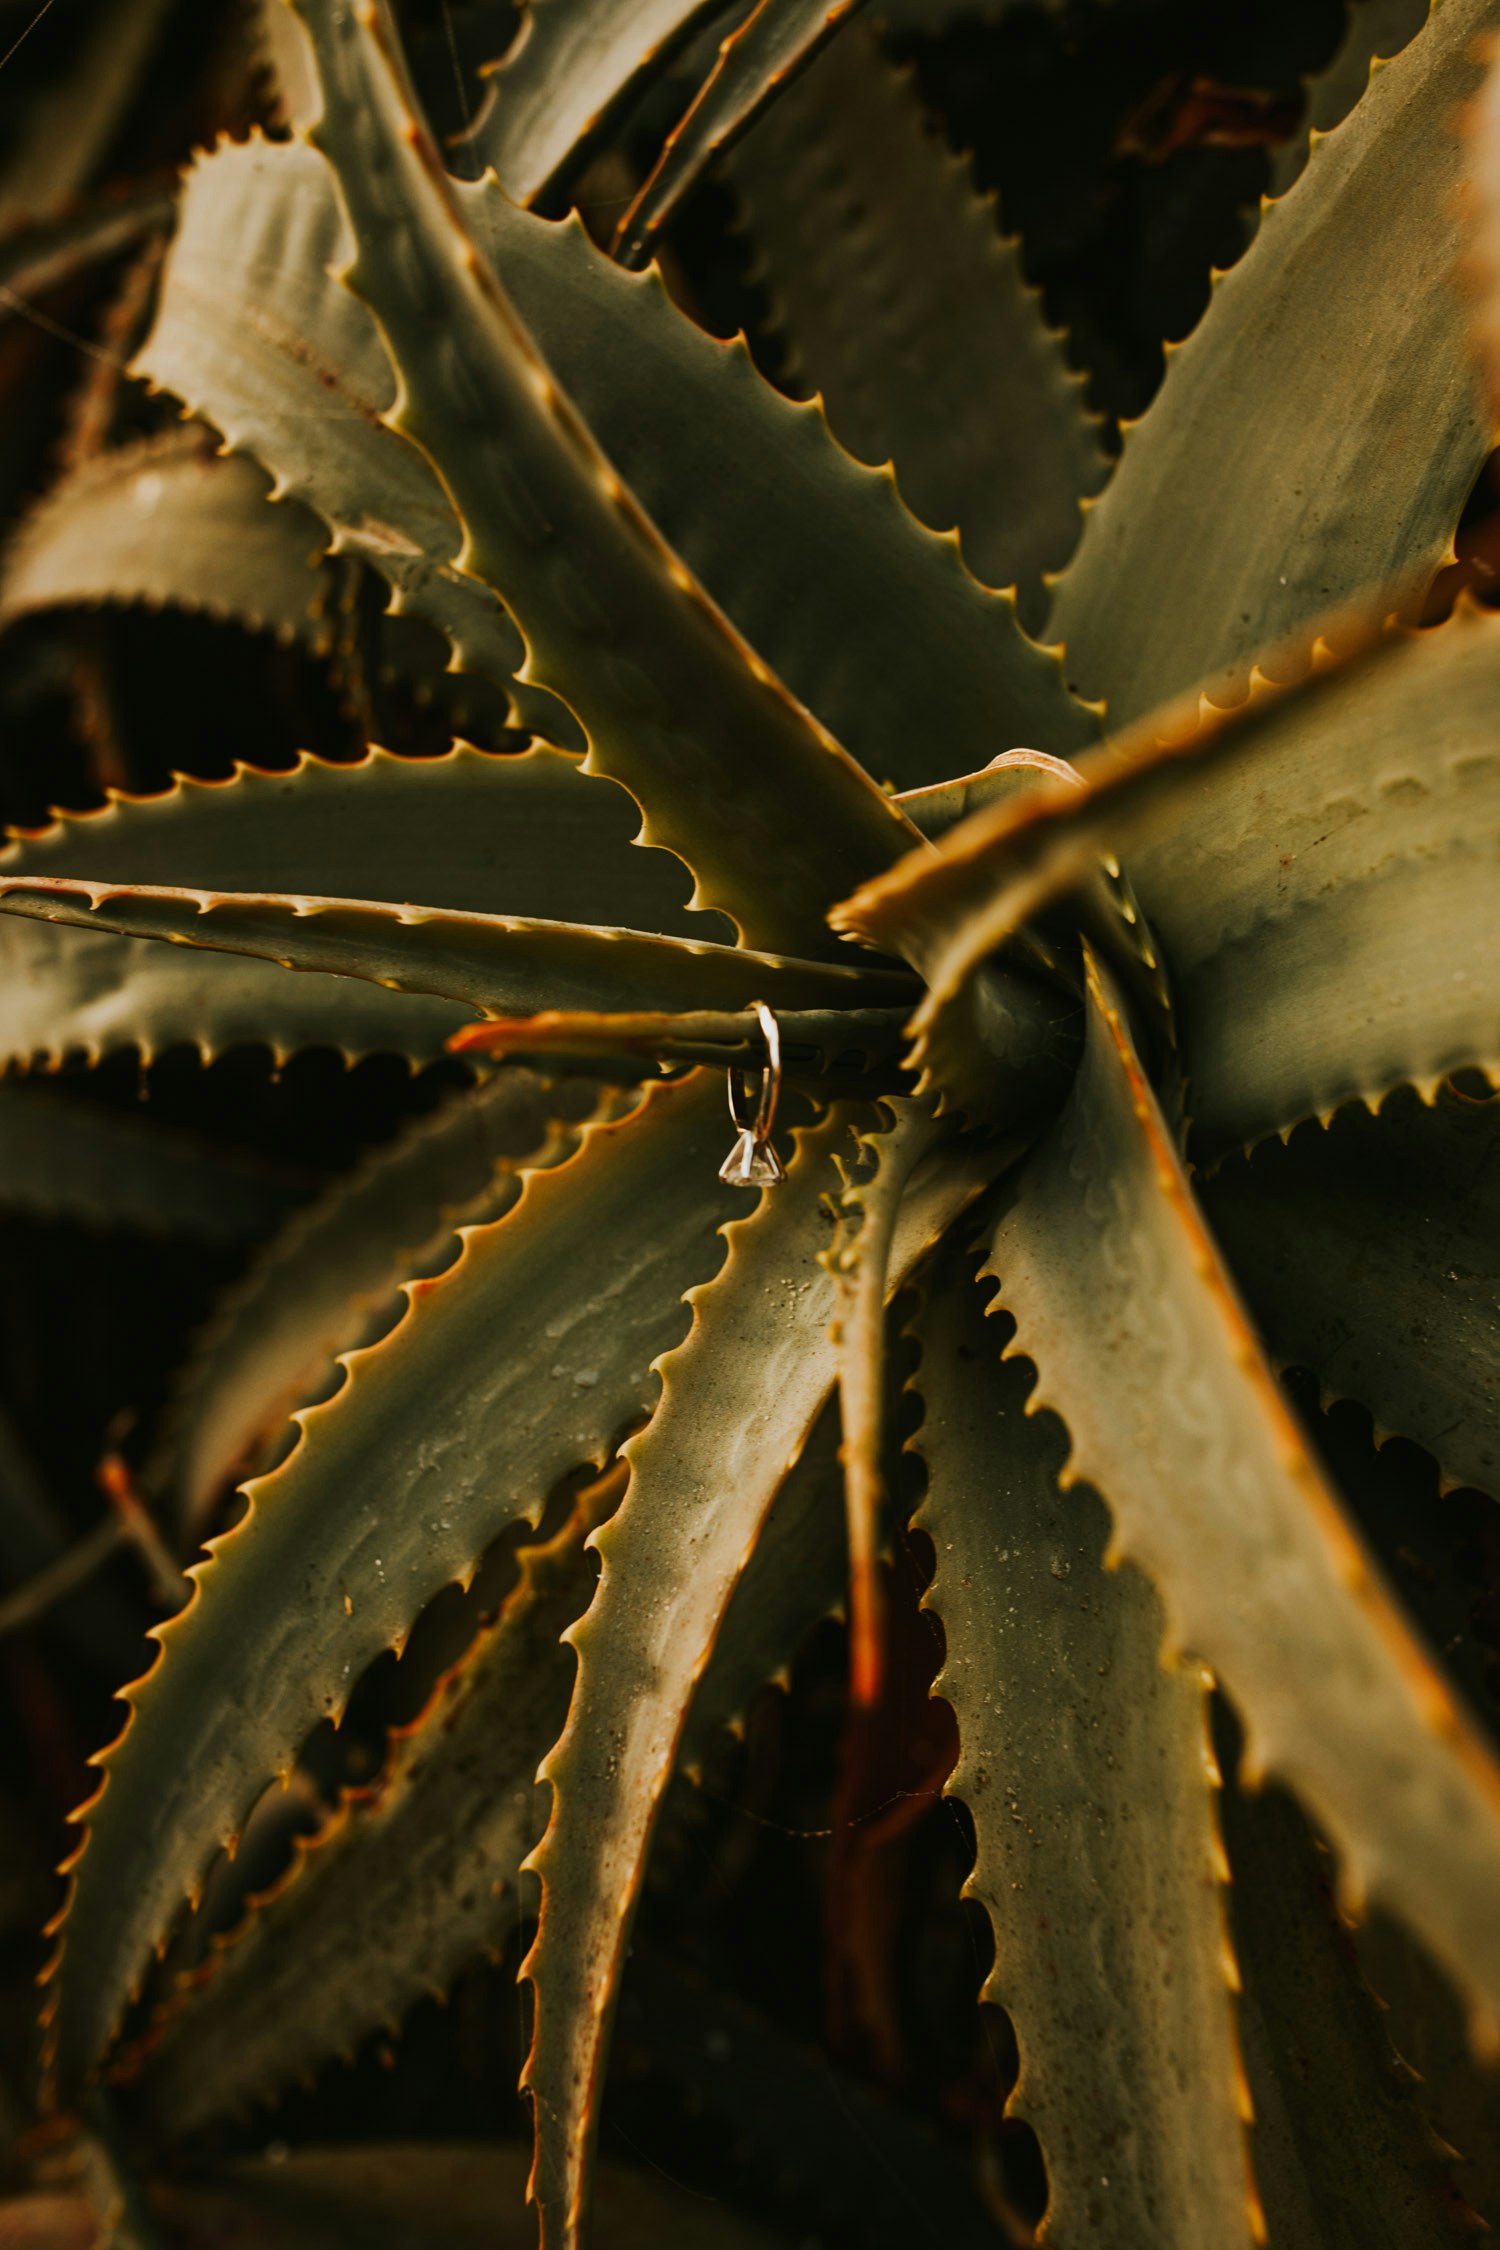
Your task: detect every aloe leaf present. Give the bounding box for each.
[133,1470,612,2138]
[43,1073,741,2104]
[1222,1771,1468,2250]
[1115,612,1500,1155]
[677,1392,847,1766]
[1268,0,1432,198]
[141,135,1084,799]
[287,0,919,958]
[0,742,708,1071]
[614,0,867,267]
[984,954,1500,2047]
[0,875,908,1023]
[522,1104,999,2249]
[131,134,574,748]
[837,607,1500,1153]
[729,26,1104,631]
[0,429,331,648]
[137,1405,844,2135]
[1047,0,1491,726]
[0,1081,302,1245]
[147,1068,583,1543]
[454,180,1089,789]
[2,742,699,924]
[247,0,320,128]
[1203,1084,1500,1500]
[829,1097,949,1704]
[457,0,727,207]
[909,1256,1257,2250]
[894,758,1046,839]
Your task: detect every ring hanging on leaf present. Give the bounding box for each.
[719,1000,784,1187]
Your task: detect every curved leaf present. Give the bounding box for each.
[522,1106,1000,2248]
[910,1256,1257,2250]
[148,1068,584,1541]
[0,428,331,646]
[133,1472,611,2137]
[142,132,1085,799]
[837,607,1500,1153]
[457,0,727,207]
[43,1072,740,2104]
[247,0,320,128]
[137,1401,845,2136]
[676,1391,847,1769]
[830,1096,948,1704]
[287,0,920,957]
[729,25,1103,628]
[454,183,1089,790]
[1047,0,1491,725]
[614,0,867,267]
[0,742,708,1070]
[1122,613,1500,1154]
[0,875,909,1021]
[1267,0,1432,198]
[132,132,574,746]
[1203,1083,1500,1499]
[984,955,1500,2050]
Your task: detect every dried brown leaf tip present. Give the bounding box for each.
[0,0,1498,2244]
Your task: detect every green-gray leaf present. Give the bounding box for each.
[0,743,708,1071]
[984,955,1500,2049]
[44,1073,740,2104]
[729,24,1103,630]
[148,1067,585,1542]
[522,1104,999,2248]
[0,428,331,647]
[132,133,574,745]
[458,0,725,208]
[614,0,867,268]
[838,607,1500,1154]
[910,1253,1256,2250]
[1047,0,1490,726]
[288,0,920,956]
[0,875,909,1023]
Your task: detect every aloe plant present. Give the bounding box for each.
[1,0,1499,2244]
